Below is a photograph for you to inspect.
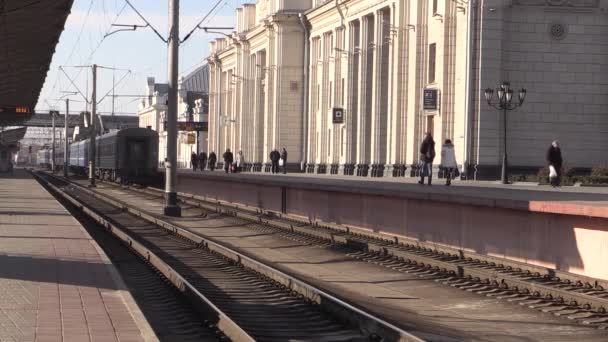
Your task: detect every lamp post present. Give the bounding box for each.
[484,81,526,184]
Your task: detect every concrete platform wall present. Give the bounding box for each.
[176,174,608,281]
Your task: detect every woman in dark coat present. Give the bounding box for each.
[280,148,288,174]
[223,149,234,173]
[418,132,436,186]
[546,140,563,187]
[208,152,217,171]
[190,152,198,171]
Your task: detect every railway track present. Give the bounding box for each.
[41,179,225,341]
[33,171,420,342]
[92,180,608,331]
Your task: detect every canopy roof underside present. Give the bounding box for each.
[0,0,73,126]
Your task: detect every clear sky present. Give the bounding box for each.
[36,0,247,116]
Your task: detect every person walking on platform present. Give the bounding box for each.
[280,147,288,174]
[270,148,280,174]
[418,132,436,186]
[236,150,244,173]
[223,149,234,174]
[547,140,563,187]
[190,152,198,171]
[208,152,217,171]
[441,139,457,186]
[199,152,207,171]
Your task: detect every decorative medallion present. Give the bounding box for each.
[549,22,568,40]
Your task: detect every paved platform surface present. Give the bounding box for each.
[0,170,155,342]
[177,169,608,218]
[98,182,608,342]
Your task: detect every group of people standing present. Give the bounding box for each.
[418,132,564,187]
[190,150,245,173]
[418,132,457,186]
[269,148,288,174]
[190,147,288,175]
[191,151,215,171]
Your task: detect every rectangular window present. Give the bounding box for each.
[432,0,438,15]
[428,43,436,83]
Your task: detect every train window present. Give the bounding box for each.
[0,151,6,160]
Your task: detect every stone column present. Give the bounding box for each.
[355,13,376,177]
[343,19,361,176]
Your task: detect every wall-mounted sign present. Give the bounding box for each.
[423,89,439,110]
[186,133,196,145]
[177,121,208,132]
[332,107,344,124]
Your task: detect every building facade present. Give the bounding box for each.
[138,65,209,168]
[208,0,310,171]
[207,0,608,178]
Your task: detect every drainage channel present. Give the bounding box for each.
[35,172,422,342]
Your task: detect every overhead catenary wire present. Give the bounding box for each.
[86,1,128,62]
[181,0,224,43]
[59,67,89,103]
[124,0,167,42]
[97,70,132,104]
[64,0,94,67]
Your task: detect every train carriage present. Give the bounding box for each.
[55,149,64,169]
[69,139,89,174]
[0,149,12,173]
[37,149,51,168]
[68,128,158,184]
[95,127,158,183]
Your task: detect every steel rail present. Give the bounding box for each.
[104,182,608,326]
[40,173,425,342]
[31,171,255,342]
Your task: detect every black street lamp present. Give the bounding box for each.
[484,81,526,184]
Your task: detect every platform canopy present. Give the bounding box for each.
[0,127,27,148]
[0,0,73,126]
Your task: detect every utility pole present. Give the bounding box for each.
[164,0,181,216]
[51,111,56,173]
[89,64,97,187]
[112,71,115,116]
[64,99,69,177]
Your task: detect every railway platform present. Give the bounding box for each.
[0,169,155,342]
[174,169,608,282]
[94,180,608,341]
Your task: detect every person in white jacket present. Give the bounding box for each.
[441,139,457,186]
[235,150,244,173]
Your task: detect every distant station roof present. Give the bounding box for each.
[0,0,74,126]
[23,112,139,129]
[0,127,27,148]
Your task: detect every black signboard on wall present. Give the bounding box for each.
[423,89,439,110]
[177,121,208,131]
[332,107,344,124]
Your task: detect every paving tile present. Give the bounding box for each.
[0,171,148,342]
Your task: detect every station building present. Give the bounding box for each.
[208,0,608,178]
[138,65,209,168]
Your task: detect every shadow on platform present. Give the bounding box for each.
[0,253,124,290]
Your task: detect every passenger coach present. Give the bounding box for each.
[70,127,159,184]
